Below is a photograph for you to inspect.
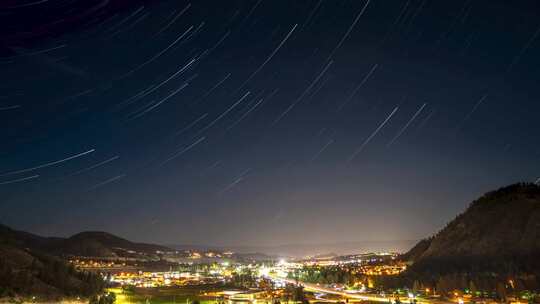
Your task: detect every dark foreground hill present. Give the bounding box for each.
[383,183,540,297]
[0,227,104,299]
[405,183,540,271]
[0,225,172,299]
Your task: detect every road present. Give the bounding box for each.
[270,276,453,304]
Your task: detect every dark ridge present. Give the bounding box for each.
[397,183,540,280]
[0,225,104,299]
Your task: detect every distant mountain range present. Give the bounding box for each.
[0,225,172,259]
[171,240,417,258]
[403,183,540,276]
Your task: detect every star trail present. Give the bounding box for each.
[1,0,539,247]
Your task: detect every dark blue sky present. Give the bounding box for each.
[1,0,539,247]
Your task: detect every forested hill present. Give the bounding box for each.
[406,183,540,268]
[389,183,540,297]
[0,226,104,300]
[0,224,172,299]
[57,231,171,258]
[0,224,172,259]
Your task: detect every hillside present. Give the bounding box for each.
[0,224,174,299]
[57,231,171,258]
[403,183,540,277]
[0,224,172,259]
[0,228,104,300]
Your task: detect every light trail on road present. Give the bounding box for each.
[269,276,453,304]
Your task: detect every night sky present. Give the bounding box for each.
[1,0,540,247]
